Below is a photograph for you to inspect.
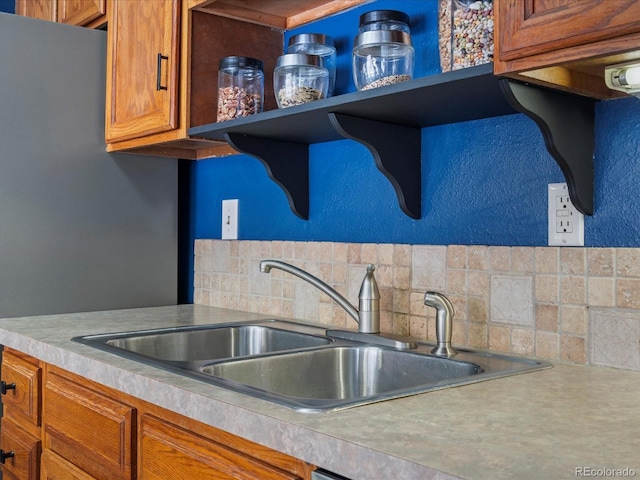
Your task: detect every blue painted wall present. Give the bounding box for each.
[191,0,640,249]
[0,1,14,13]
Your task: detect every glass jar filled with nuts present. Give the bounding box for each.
[217,56,264,122]
[439,0,494,72]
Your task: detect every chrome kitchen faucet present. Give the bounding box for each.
[260,260,415,350]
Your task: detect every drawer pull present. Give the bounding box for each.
[0,450,15,464]
[156,53,168,91]
[0,381,16,394]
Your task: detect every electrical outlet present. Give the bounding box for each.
[221,199,238,240]
[548,183,584,246]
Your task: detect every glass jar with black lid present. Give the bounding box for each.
[217,55,264,122]
[352,10,414,91]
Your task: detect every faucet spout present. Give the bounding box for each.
[259,260,381,334]
[424,291,457,357]
[259,260,360,325]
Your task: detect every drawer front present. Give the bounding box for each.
[139,414,302,480]
[43,370,135,480]
[1,351,42,428]
[41,450,98,480]
[0,417,41,480]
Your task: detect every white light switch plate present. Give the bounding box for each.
[221,199,238,240]
[548,183,584,246]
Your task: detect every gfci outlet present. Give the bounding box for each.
[221,199,238,240]
[548,183,584,246]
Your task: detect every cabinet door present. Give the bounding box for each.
[41,451,97,480]
[43,370,135,480]
[1,351,41,430]
[497,0,640,61]
[139,414,303,480]
[105,0,180,143]
[15,0,56,21]
[0,417,41,480]
[58,0,106,27]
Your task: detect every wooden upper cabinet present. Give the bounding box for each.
[105,0,180,143]
[15,0,57,21]
[58,0,107,28]
[105,0,369,159]
[497,0,640,62]
[495,0,640,99]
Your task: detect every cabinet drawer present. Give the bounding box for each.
[0,417,41,480]
[1,350,42,430]
[41,450,98,480]
[139,414,303,480]
[43,369,135,480]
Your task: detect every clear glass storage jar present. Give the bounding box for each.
[287,33,336,97]
[274,53,329,108]
[439,0,494,72]
[217,56,264,122]
[358,9,410,33]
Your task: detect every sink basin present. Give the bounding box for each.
[73,320,552,412]
[73,321,332,363]
[201,346,483,411]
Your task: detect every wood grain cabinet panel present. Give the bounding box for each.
[0,418,41,480]
[139,413,306,480]
[58,0,107,28]
[497,0,640,62]
[1,350,41,431]
[42,369,135,480]
[40,451,98,480]
[15,0,56,21]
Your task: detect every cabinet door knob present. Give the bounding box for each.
[0,381,16,394]
[0,450,15,464]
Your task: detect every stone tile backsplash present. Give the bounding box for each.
[194,240,640,372]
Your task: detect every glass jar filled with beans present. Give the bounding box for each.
[439,0,494,72]
[217,56,264,122]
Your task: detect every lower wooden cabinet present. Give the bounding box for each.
[40,451,97,480]
[42,368,136,480]
[1,350,42,433]
[0,349,42,480]
[139,413,308,480]
[0,417,41,480]
[0,352,316,480]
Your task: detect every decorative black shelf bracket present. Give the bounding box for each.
[499,79,595,216]
[224,132,310,219]
[328,112,422,219]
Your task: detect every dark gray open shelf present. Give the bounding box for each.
[189,63,595,219]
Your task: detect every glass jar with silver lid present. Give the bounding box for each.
[352,17,414,91]
[287,33,336,97]
[274,53,329,108]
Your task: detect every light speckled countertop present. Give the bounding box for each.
[1,305,639,480]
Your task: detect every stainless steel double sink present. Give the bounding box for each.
[73,320,551,412]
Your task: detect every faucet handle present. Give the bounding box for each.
[358,264,380,334]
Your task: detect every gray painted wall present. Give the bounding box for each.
[0,13,177,317]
